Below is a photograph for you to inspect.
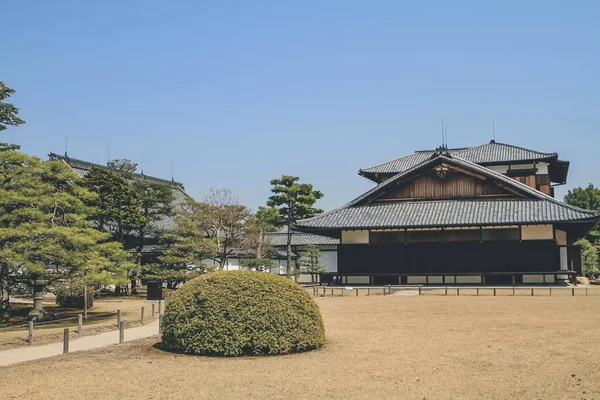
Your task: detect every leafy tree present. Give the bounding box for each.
[80,166,146,243]
[0,144,133,317]
[158,198,218,281]
[202,188,252,270]
[107,159,138,178]
[564,184,600,242]
[575,238,599,277]
[299,245,327,282]
[0,82,25,131]
[266,176,323,277]
[241,208,280,272]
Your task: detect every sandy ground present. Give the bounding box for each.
[0,296,161,350]
[1,295,600,399]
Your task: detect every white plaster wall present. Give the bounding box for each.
[341,230,369,244]
[444,276,455,284]
[510,163,535,170]
[225,258,241,271]
[544,275,556,283]
[521,225,553,240]
[320,250,338,273]
[487,165,508,173]
[428,276,443,284]
[456,276,482,284]
[555,229,567,245]
[523,275,544,283]
[536,162,549,175]
[345,276,370,284]
[560,247,568,270]
[407,276,427,284]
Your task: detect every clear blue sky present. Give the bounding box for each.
[3,1,599,211]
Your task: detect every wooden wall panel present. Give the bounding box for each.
[381,172,508,200]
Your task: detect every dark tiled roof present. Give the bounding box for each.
[298,153,600,230]
[48,153,186,189]
[49,153,190,234]
[263,232,339,246]
[359,141,558,176]
[296,199,599,229]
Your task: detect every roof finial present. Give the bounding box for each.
[492,121,496,142]
[441,118,444,148]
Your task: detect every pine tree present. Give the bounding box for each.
[0,82,25,131]
[267,176,323,278]
[0,144,134,318]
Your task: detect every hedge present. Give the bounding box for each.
[161,271,325,356]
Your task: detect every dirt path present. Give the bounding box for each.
[0,319,159,367]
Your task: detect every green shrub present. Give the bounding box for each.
[161,270,325,356]
[54,281,94,309]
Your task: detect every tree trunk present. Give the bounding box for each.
[0,263,9,317]
[286,224,292,278]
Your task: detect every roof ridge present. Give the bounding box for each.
[49,153,186,189]
[455,140,557,158]
[358,151,419,173]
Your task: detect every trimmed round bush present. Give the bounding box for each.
[161,271,325,356]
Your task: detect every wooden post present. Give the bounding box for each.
[493,288,496,296]
[512,287,515,296]
[531,288,534,297]
[419,285,422,296]
[367,288,370,296]
[322,287,326,297]
[444,287,448,296]
[119,321,125,344]
[141,306,145,325]
[356,288,358,296]
[159,314,163,333]
[152,303,156,318]
[331,289,334,297]
[457,288,460,296]
[83,283,88,320]
[383,287,386,296]
[572,288,575,297]
[117,309,121,327]
[476,288,479,296]
[158,300,162,314]
[63,328,69,354]
[78,314,83,334]
[550,287,552,296]
[28,321,33,345]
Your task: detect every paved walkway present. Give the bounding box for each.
[0,320,159,367]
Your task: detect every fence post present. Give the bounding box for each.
[476,288,479,296]
[356,288,358,296]
[159,314,163,334]
[78,314,83,334]
[512,287,515,296]
[141,307,145,325]
[531,288,534,297]
[84,284,88,320]
[63,328,69,354]
[550,287,552,296]
[367,288,370,296]
[493,288,497,296]
[457,288,460,296]
[586,287,588,296]
[444,287,448,296]
[572,288,575,297]
[158,300,162,315]
[152,303,156,318]
[419,285,422,296]
[322,287,326,297]
[119,321,125,344]
[117,309,121,327]
[28,321,34,345]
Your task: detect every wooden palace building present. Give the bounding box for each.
[295,141,600,285]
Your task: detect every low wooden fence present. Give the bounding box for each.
[0,299,167,348]
[312,285,590,298]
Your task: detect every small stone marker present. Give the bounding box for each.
[63,328,69,354]
[28,321,34,345]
